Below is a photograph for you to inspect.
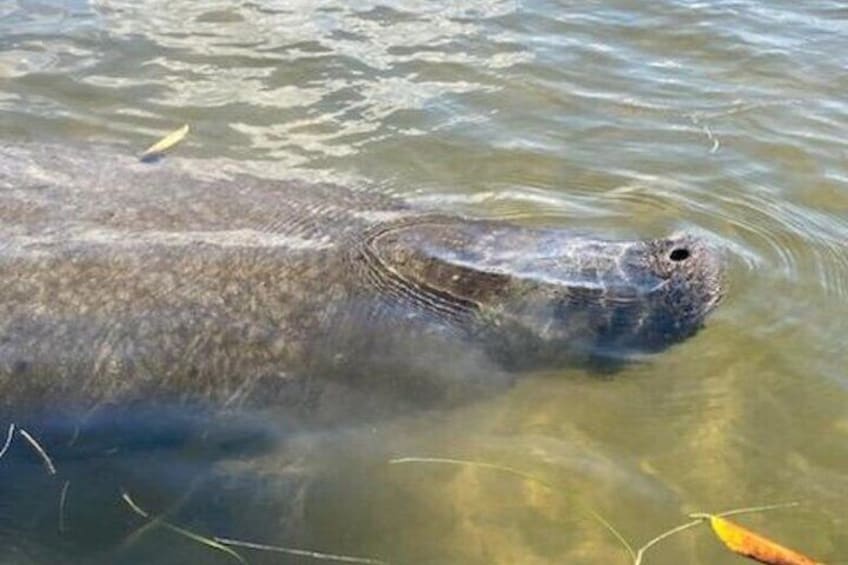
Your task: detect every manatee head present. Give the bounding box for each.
[587,231,724,354]
[362,218,724,370]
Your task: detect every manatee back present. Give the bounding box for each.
[0,143,425,414]
[0,142,405,250]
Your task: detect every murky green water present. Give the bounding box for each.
[1,1,847,563]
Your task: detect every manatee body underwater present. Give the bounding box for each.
[0,142,723,562]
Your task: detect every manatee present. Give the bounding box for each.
[0,142,724,563]
[0,142,723,425]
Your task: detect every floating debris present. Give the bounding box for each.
[139,124,190,163]
[704,514,821,565]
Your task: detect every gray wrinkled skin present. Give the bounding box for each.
[0,143,723,425]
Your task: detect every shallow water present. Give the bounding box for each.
[1,0,847,563]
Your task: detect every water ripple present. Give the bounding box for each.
[413,169,848,304]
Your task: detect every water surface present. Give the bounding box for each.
[1,1,846,563]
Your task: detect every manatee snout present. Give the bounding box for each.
[467,227,725,367]
[612,231,724,352]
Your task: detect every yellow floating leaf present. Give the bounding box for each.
[140,124,189,162]
[709,515,822,565]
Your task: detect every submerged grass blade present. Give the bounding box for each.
[713,502,801,519]
[389,457,556,487]
[633,519,704,565]
[215,537,390,565]
[388,456,636,561]
[587,507,638,562]
[0,423,14,460]
[121,492,247,564]
[139,124,190,162]
[59,480,70,534]
[18,427,56,475]
[122,492,150,518]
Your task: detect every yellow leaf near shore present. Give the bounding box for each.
[139,124,189,162]
[709,515,822,565]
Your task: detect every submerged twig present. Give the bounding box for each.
[59,480,70,534]
[0,423,14,460]
[18,427,56,475]
[694,501,801,520]
[120,473,205,551]
[121,491,247,564]
[215,537,390,565]
[633,519,703,565]
[591,508,637,562]
[390,457,554,486]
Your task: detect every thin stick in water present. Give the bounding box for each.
[695,501,801,520]
[633,518,704,565]
[215,537,390,565]
[18,427,56,475]
[0,423,14,460]
[121,491,247,564]
[59,480,70,534]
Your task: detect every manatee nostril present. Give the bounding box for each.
[669,248,690,262]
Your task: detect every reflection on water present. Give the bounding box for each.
[1,0,847,563]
